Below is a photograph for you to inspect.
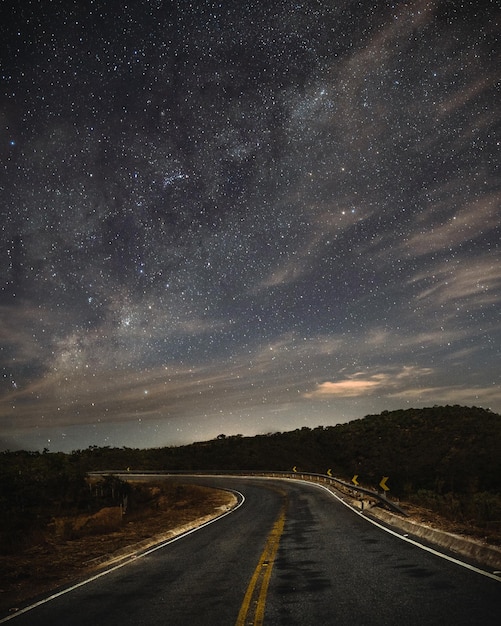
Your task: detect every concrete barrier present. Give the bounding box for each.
[367,506,501,571]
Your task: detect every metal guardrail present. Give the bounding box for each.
[279,471,408,516]
[88,469,408,516]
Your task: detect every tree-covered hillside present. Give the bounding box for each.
[2,406,500,543]
[68,405,501,496]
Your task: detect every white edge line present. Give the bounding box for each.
[304,480,501,583]
[4,474,498,624]
[230,475,501,583]
[0,489,245,624]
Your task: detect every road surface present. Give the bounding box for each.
[2,476,500,625]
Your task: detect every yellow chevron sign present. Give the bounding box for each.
[379,476,390,491]
[352,474,359,486]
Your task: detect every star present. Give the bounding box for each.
[0,0,498,452]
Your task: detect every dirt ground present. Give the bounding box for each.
[0,483,235,617]
[392,501,501,548]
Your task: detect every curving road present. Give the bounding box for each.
[2,477,500,625]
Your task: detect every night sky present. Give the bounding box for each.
[1,0,499,452]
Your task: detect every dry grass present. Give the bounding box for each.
[0,482,235,617]
[51,507,124,540]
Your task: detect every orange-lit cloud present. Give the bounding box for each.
[304,379,382,397]
[304,367,433,399]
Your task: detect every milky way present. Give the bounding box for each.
[1,0,499,451]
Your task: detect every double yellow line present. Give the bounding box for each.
[235,500,287,626]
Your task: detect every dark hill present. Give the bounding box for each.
[315,404,501,495]
[3,406,500,541]
[77,405,501,497]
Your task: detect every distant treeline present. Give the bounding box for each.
[67,404,501,495]
[1,405,501,544]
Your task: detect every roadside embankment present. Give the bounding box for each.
[366,506,501,571]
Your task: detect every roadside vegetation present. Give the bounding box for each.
[1,405,500,553]
[0,470,232,614]
[0,460,223,555]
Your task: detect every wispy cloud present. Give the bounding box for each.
[0,305,46,367]
[253,202,369,290]
[305,365,501,408]
[390,385,501,407]
[438,75,497,117]
[411,253,501,310]
[304,366,433,399]
[304,378,384,398]
[405,192,500,257]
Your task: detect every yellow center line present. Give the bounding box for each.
[235,500,287,626]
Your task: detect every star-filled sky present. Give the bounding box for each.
[1,0,499,452]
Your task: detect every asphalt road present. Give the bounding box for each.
[3,477,500,626]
